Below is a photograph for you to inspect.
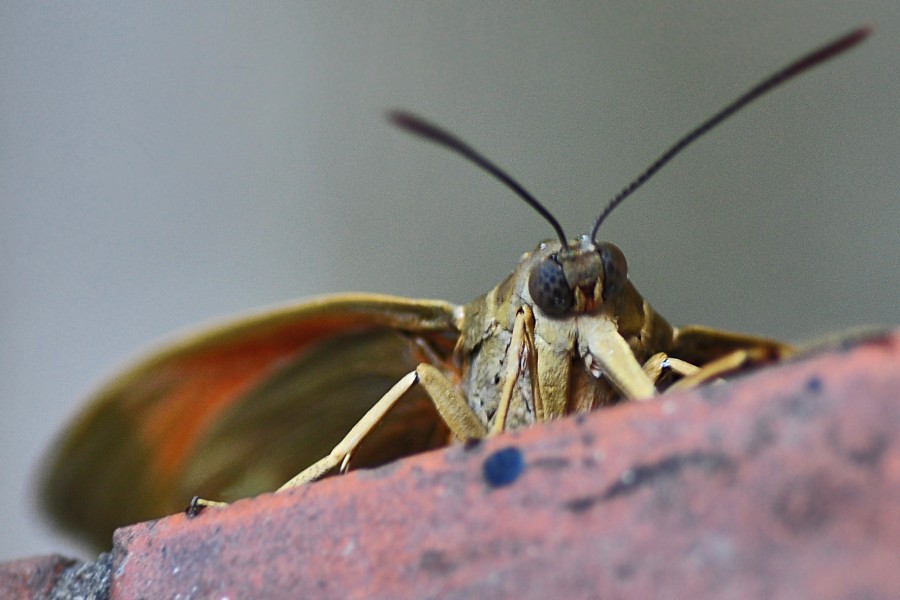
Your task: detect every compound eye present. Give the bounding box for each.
[528,257,574,317]
[598,242,628,299]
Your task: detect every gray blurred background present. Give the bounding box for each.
[2,4,898,559]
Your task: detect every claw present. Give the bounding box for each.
[186,496,228,518]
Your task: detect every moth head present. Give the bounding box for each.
[527,237,628,317]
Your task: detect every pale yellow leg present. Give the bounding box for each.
[642,353,666,383]
[416,363,488,441]
[583,317,656,400]
[278,365,487,491]
[520,306,543,422]
[666,357,701,377]
[643,352,700,384]
[667,348,763,392]
[490,308,533,435]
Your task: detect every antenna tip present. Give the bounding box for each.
[386,110,451,142]
[386,109,423,131]
[855,23,875,38]
[844,24,874,46]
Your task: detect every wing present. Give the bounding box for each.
[39,293,460,550]
[671,324,793,365]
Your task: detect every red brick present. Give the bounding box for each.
[0,555,76,600]
[5,331,898,598]
[103,329,900,599]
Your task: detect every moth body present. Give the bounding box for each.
[458,237,674,431]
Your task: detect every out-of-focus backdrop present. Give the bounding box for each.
[2,4,898,559]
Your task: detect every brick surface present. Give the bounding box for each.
[0,555,76,600]
[5,330,900,599]
[108,330,900,600]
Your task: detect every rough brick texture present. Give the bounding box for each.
[0,555,76,600]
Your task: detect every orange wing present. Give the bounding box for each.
[40,293,459,550]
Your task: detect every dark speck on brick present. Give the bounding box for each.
[784,393,821,420]
[602,450,735,500]
[563,495,601,514]
[805,376,823,394]
[772,473,835,534]
[847,434,890,467]
[746,416,776,455]
[827,427,890,469]
[615,562,636,581]
[463,437,483,452]
[420,549,457,574]
[483,447,525,487]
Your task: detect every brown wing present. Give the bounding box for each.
[671,324,793,366]
[39,293,459,550]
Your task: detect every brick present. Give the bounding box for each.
[107,330,900,599]
[0,555,76,600]
[5,330,899,599]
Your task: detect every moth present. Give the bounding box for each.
[40,26,870,550]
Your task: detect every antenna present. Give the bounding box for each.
[589,25,871,243]
[388,110,569,248]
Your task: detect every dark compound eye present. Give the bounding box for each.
[598,242,628,299]
[528,256,574,317]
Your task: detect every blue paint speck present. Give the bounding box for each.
[483,447,525,487]
[806,376,823,393]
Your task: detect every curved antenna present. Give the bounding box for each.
[388,110,569,247]
[590,25,872,243]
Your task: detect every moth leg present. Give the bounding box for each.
[416,363,488,441]
[186,496,228,516]
[642,352,700,384]
[491,306,536,435]
[666,357,700,376]
[642,353,666,382]
[667,347,773,392]
[582,317,655,400]
[277,371,417,489]
[278,366,486,490]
